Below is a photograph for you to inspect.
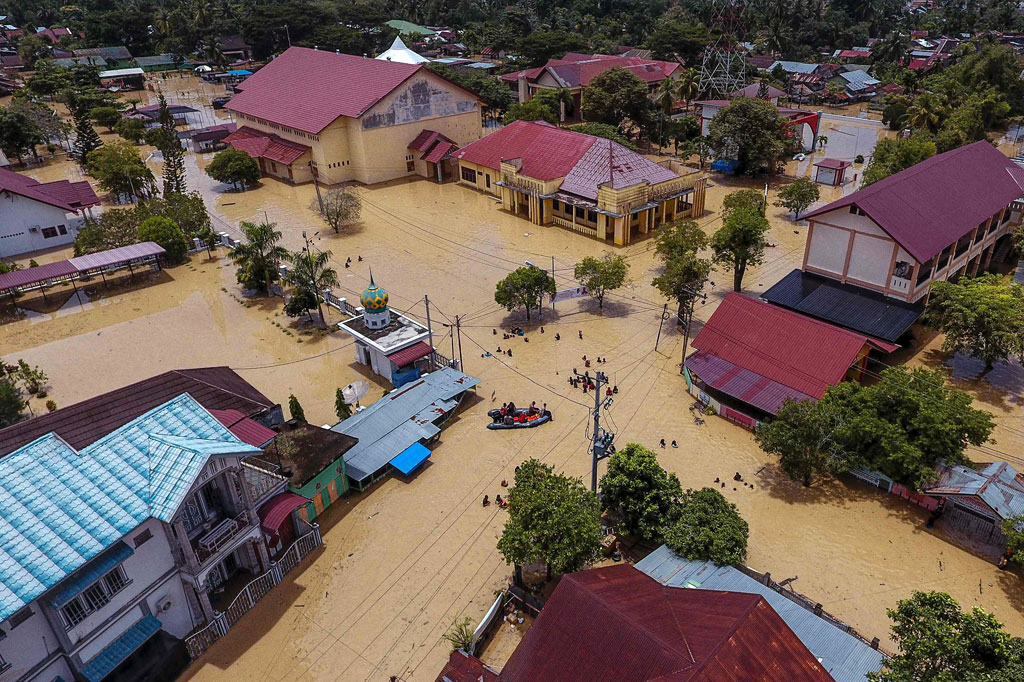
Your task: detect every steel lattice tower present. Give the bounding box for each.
[698,0,748,99]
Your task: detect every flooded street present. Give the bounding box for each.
[3,83,1024,681]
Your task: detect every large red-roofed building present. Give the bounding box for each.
[223,46,483,185]
[452,120,707,245]
[0,167,100,258]
[437,564,837,682]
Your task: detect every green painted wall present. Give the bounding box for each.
[294,457,349,521]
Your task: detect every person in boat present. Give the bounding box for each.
[504,414,514,425]
[507,400,517,414]
[528,401,537,415]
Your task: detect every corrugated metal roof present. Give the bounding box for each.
[0,395,260,619]
[804,141,1024,263]
[769,60,820,74]
[923,461,1024,520]
[0,166,80,211]
[452,120,594,180]
[223,126,310,166]
[838,70,880,91]
[691,292,879,399]
[0,260,78,292]
[332,368,478,482]
[434,650,498,682]
[208,408,277,447]
[762,269,923,343]
[387,341,434,367]
[636,546,887,682]
[80,615,161,682]
[226,47,475,133]
[68,241,166,271]
[258,492,310,534]
[686,350,816,414]
[560,138,679,201]
[500,563,836,682]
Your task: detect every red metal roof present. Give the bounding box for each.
[453,121,679,198]
[225,46,471,133]
[208,408,278,447]
[434,651,499,682]
[803,140,1024,263]
[814,158,852,170]
[422,141,455,164]
[258,492,309,534]
[387,341,434,367]
[223,126,310,166]
[837,49,872,58]
[500,53,679,88]
[408,129,453,152]
[500,564,834,682]
[691,292,889,399]
[686,350,816,414]
[0,166,97,211]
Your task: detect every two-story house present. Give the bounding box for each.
[763,141,1024,343]
[0,394,302,682]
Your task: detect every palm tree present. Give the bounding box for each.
[905,93,945,133]
[551,88,574,121]
[286,248,340,326]
[675,68,700,110]
[232,220,288,295]
[651,79,678,150]
[871,33,909,65]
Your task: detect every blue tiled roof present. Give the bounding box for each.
[637,546,886,682]
[80,615,161,682]
[0,394,261,620]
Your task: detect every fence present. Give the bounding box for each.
[184,523,322,660]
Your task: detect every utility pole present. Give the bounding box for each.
[282,24,291,47]
[678,286,707,374]
[309,161,324,213]
[551,255,556,310]
[455,315,464,372]
[574,368,614,492]
[424,294,435,370]
[654,303,668,352]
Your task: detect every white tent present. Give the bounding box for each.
[375,36,429,64]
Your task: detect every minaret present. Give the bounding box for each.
[360,269,391,330]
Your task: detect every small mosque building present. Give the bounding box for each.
[338,273,435,386]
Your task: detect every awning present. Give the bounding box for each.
[80,615,161,682]
[387,341,433,368]
[51,542,133,608]
[259,492,310,534]
[389,442,431,476]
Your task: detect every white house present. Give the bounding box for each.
[0,394,316,682]
[0,167,99,258]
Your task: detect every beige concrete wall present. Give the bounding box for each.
[457,160,498,195]
[805,222,853,275]
[847,232,896,287]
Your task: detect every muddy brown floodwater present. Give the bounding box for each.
[4,82,1024,682]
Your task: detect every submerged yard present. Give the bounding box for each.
[5,95,1024,681]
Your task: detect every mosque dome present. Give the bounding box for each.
[360,272,389,312]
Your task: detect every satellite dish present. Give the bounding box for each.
[342,381,370,405]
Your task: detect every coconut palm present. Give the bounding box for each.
[675,68,700,110]
[286,248,340,326]
[232,220,288,295]
[651,79,678,150]
[905,93,945,133]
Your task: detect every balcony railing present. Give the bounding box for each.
[193,511,250,565]
[890,275,911,293]
[551,215,598,237]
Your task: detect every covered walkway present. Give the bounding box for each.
[0,241,166,310]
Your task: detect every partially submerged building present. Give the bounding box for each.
[0,394,308,682]
[0,166,100,258]
[452,120,707,245]
[443,563,846,682]
[765,140,1024,342]
[922,461,1024,551]
[684,292,896,427]
[223,46,482,185]
[98,67,145,90]
[332,367,479,490]
[338,275,436,385]
[636,546,887,682]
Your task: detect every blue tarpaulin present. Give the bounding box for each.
[51,542,133,608]
[80,615,161,682]
[227,69,252,76]
[711,158,739,174]
[389,442,431,476]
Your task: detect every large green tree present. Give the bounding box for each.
[711,202,770,292]
[138,216,188,264]
[494,266,555,322]
[664,487,749,566]
[926,275,1024,374]
[206,148,261,191]
[581,67,652,132]
[600,443,682,541]
[285,248,340,326]
[755,398,849,486]
[652,219,711,318]
[863,137,936,186]
[707,97,794,174]
[155,93,187,196]
[497,458,603,581]
[869,591,1024,682]
[503,99,558,125]
[74,209,141,255]
[69,97,103,165]
[774,177,820,220]
[573,253,629,310]
[0,106,43,164]
[85,140,157,202]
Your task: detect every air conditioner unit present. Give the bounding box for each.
[28,226,39,233]
[157,597,173,613]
